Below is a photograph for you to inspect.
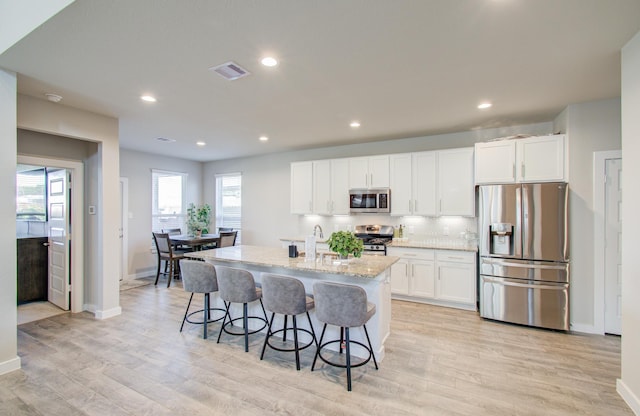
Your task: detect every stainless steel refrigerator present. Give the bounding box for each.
[478,183,569,330]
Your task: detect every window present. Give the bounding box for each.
[216,173,242,242]
[16,167,46,221]
[152,170,187,232]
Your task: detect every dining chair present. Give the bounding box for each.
[152,232,186,288]
[218,231,238,248]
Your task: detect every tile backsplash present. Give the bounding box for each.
[297,215,477,241]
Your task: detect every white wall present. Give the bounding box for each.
[620,30,640,415]
[553,99,622,332]
[119,148,203,278]
[0,69,20,375]
[17,94,121,318]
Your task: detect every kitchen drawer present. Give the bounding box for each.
[387,247,435,260]
[436,251,475,264]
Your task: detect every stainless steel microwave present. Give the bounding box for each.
[349,188,390,213]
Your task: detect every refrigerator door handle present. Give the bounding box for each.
[482,276,567,290]
[482,259,567,271]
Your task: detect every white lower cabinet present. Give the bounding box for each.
[388,247,477,311]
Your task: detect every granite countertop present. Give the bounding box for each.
[186,245,399,279]
[280,236,329,244]
[17,233,48,239]
[387,239,478,252]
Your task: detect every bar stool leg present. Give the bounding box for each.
[260,312,276,360]
[243,303,249,352]
[293,315,300,370]
[363,324,378,369]
[339,327,344,354]
[306,312,318,347]
[180,293,195,332]
[345,327,352,391]
[283,315,288,342]
[217,301,230,344]
[203,293,209,339]
[311,323,327,371]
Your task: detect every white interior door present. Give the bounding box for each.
[47,168,70,310]
[604,158,622,335]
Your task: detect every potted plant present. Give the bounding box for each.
[326,230,364,259]
[186,203,211,237]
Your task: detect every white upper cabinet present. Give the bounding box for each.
[313,160,332,215]
[517,135,566,182]
[413,152,438,216]
[438,148,475,216]
[391,149,472,216]
[290,161,313,214]
[330,158,350,215]
[348,155,390,189]
[312,159,350,215]
[474,140,517,183]
[390,152,437,216]
[389,153,413,216]
[475,134,566,184]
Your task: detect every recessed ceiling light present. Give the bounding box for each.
[261,57,278,67]
[141,95,157,102]
[155,137,176,143]
[350,121,361,128]
[478,102,492,109]
[259,136,269,142]
[196,141,206,146]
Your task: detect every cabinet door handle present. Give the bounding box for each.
[370,173,373,187]
[414,200,418,212]
[42,242,50,247]
[521,162,525,179]
[513,163,516,179]
[411,264,414,276]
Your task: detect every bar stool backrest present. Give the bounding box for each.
[180,260,218,293]
[216,266,259,303]
[262,274,307,316]
[313,281,368,328]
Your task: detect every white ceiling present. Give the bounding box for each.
[1,0,639,162]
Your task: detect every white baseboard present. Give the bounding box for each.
[617,378,640,415]
[95,306,122,320]
[82,304,122,320]
[569,322,600,334]
[0,356,21,376]
[126,268,155,280]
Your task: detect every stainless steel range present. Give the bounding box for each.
[354,225,394,255]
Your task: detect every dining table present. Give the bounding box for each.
[169,233,220,251]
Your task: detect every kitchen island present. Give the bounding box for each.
[186,245,398,361]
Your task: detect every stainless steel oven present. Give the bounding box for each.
[349,188,390,213]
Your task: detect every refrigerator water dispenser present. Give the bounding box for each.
[489,223,514,256]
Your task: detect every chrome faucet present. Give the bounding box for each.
[313,224,324,239]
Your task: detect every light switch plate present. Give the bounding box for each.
[88,205,96,215]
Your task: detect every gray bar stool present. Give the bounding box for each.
[311,281,378,391]
[179,260,227,339]
[259,274,317,370]
[216,266,268,352]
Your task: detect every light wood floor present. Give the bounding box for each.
[1,280,632,415]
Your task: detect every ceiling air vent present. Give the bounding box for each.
[209,61,251,81]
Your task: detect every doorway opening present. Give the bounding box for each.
[16,155,84,324]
